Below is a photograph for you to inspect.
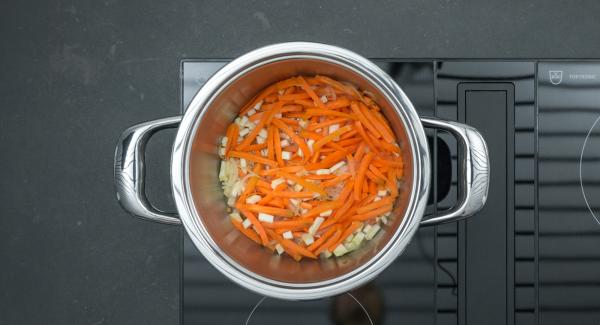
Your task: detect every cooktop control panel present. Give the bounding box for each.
[180,60,600,325]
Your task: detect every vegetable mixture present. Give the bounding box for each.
[218,75,404,261]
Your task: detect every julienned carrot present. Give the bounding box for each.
[315,227,342,255]
[219,75,405,261]
[354,152,374,200]
[237,208,269,245]
[331,222,363,250]
[350,204,394,221]
[307,226,338,251]
[228,151,277,167]
[356,197,394,214]
[231,219,262,244]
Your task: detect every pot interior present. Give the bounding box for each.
[187,57,414,284]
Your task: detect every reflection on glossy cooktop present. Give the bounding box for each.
[180,59,600,325]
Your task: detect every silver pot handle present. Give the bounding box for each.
[114,116,182,225]
[419,117,490,226]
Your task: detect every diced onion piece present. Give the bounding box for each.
[328,124,339,135]
[365,224,381,240]
[246,108,256,116]
[242,219,252,229]
[258,128,268,139]
[254,100,263,110]
[308,217,325,235]
[329,161,346,173]
[316,169,330,175]
[373,196,382,202]
[301,233,314,245]
[378,190,388,196]
[245,194,262,204]
[275,243,285,255]
[319,209,333,217]
[289,199,300,207]
[229,212,242,223]
[333,244,349,257]
[282,231,294,239]
[271,178,286,189]
[239,128,250,137]
[299,120,308,128]
[348,232,365,250]
[293,184,303,192]
[221,136,228,147]
[381,215,388,225]
[297,149,304,157]
[280,139,290,147]
[219,161,227,182]
[321,250,332,258]
[282,151,292,160]
[320,95,328,103]
[240,158,247,169]
[260,149,268,157]
[258,213,274,223]
[307,139,315,154]
[256,136,265,144]
[363,224,373,234]
[344,234,354,243]
[218,147,226,157]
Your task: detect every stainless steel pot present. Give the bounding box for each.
[114,42,490,300]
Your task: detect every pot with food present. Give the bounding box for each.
[114,42,489,300]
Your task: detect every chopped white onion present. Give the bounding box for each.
[256,136,265,144]
[245,194,262,204]
[220,136,228,146]
[378,190,388,196]
[289,199,300,207]
[293,184,303,192]
[329,161,346,173]
[229,212,242,223]
[373,196,382,202]
[242,219,252,229]
[275,243,285,255]
[246,108,256,116]
[299,120,308,128]
[218,147,226,157]
[333,244,349,257]
[321,250,332,258]
[282,151,292,160]
[258,128,268,139]
[282,231,293,240]
[316,169,330,175]
[307,139,315,153]
[271,178,285,189]
[240,158,247,169]
[254,101,263,110]
[319,210,333,217]
[308,217,325,235]
[320,95,328,103]
[328,124,339,134]
[301,233,314,245]
[239,128,250,137]
[258,213,274,223]
[240,116,249,126]
[280,139,290,147]
[365,224,381,240]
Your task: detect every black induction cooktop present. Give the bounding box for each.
[180,60,600,325]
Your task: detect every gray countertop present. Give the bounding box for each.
[1,1,599,324]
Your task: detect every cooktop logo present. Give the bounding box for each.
[549,70,563,85]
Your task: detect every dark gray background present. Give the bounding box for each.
[1,1,599,324]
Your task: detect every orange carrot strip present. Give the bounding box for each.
[298,75,327,110]
[354,152,374,200]
[302,201,343,219]
[231,219,262,244]
[305,109,354,119]
[354,142,367,163]
[356,197,395,214]
[350,101,382,140]
[267,125,275,161]
[314,227,342,255]
[325,97,351,109]
[305,150,346,170]
[350,204,393,221]
[373,158,404,168]
[262,218,312,229]
[346,154,356,178]
[277,172,327,196]
[272,119,311,161]
[260,166,303,176]
[264,228,302,261]
[372,111,395,142]
[241,142,268,152]
[305,174,337,180]
[278,92,310,101]
[228,151,277,167]
[270,191,318,198]
[312,125,353,153]
[241,204,294,217]
[338,137,362,147]
[307,117,349,131]
[321,173,351,188]
[307,226,338,251]
[330,221,363,250]
[387,168,398,197]
[355,121,379,154]
[368,165,387,181]
[236,207,269,245]
[366,170,385,185]
[279,238,317,259]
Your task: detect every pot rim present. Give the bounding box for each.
[171,42,430,300]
